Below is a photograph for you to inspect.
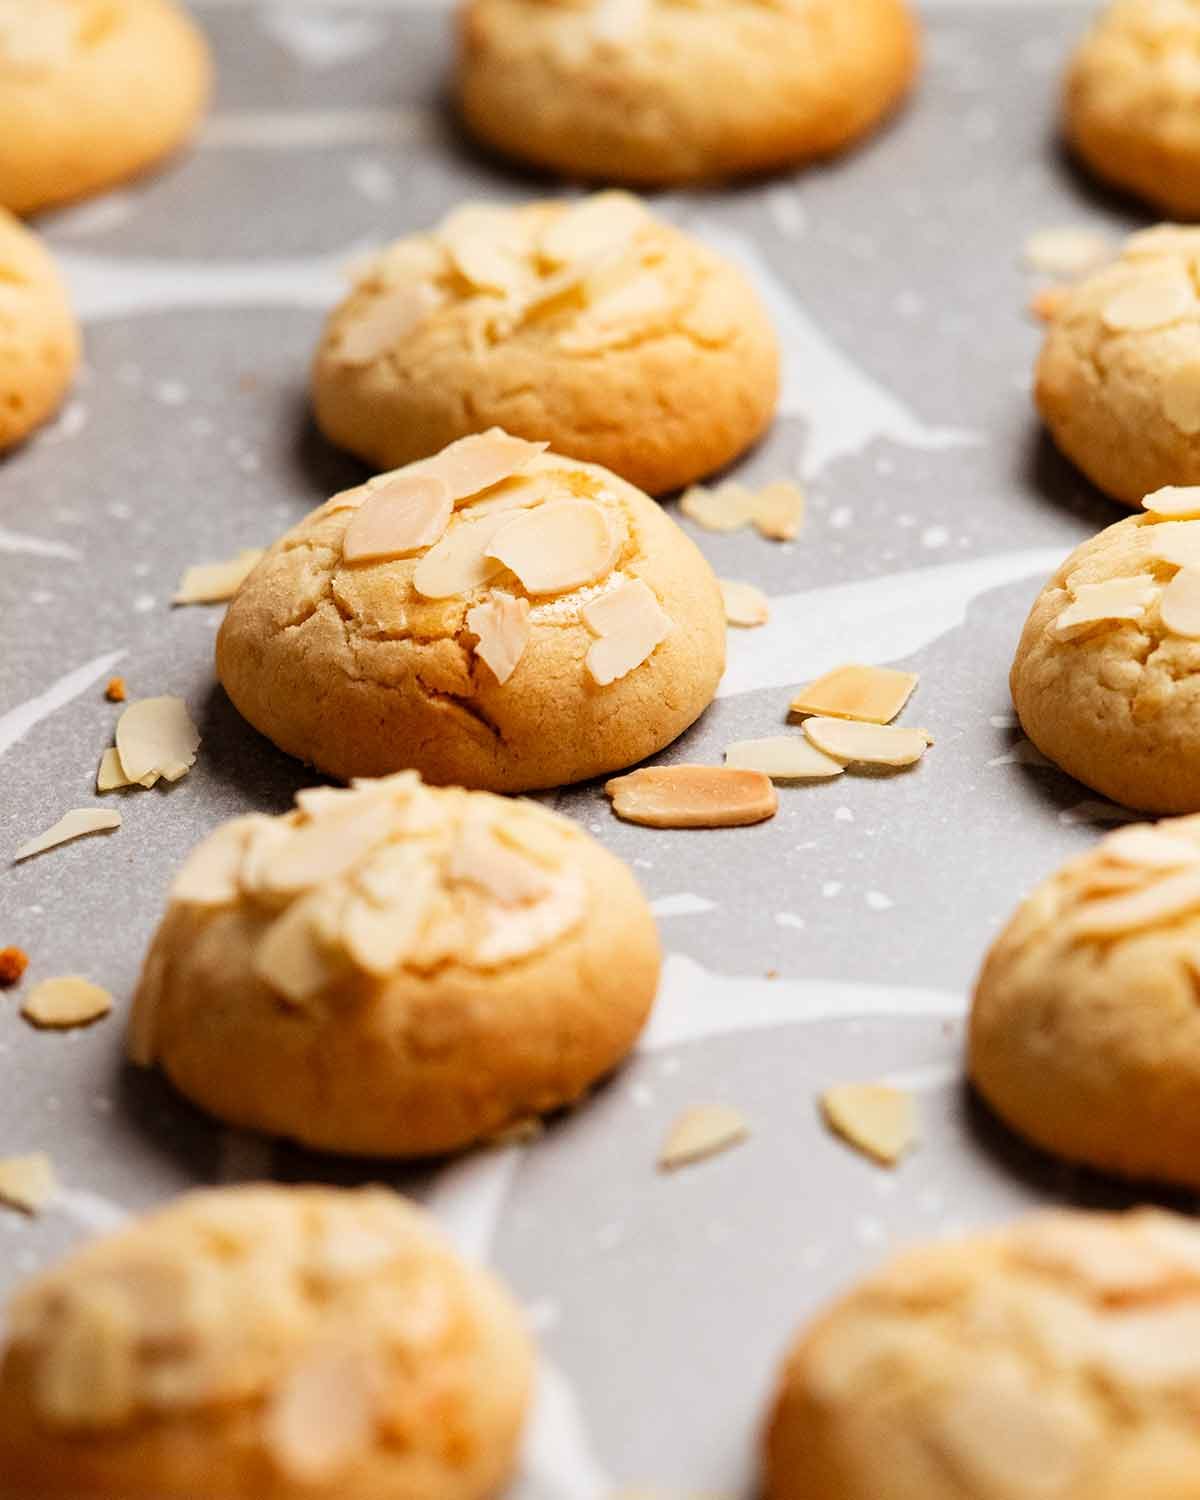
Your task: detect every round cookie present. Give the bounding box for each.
[130,772,662,1156]
[0,1184,533,1500]
[455,0,918,186]
[1033,224,1200,506]
[216,431,727,791]
[312,193,781,496]
[0,0,211,216]
[765,1207,1200,1500]
[1010,495,1200,813]
[971,817,1200,1187]
[0,208,79,449]
[1065,1,1200,220]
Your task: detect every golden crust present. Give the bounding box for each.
[0,207,79,450]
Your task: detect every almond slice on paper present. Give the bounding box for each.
[1051,577,1157,640]
[605,766,778,828]
[21,976,113,1030]
[115,697,200,786]
[488,499,616,595]
[790,664,918,725]
[96,748,134,792]
[342,474,452,563]
[680,482,757,533]
[583,579,672,686]
[821,1083,916,1166]
[659,1105,749,1170]
[14,808,121,862]
[174,549,264,605]
[801,718,930,768]
[1144,486,1200,520]
[0,1154,57,1216]
[412,511,512,599]
[1160,567,1200,638]
[336,282,442,365]
[752,481,805,542]
[724,737,845,781]
[467,595,531,685]
[410,429,547,505]
[719,579,769,627]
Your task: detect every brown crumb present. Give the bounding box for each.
[0,947,29,987]
[765,968,779,980]
[105,677,127,703]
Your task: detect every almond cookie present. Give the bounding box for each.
[0,208,79,450]
[216,432,726,791]
[1010,495,1200,812]
[456,0,918,186]
[1066,1,1200,220]
[0,0,211,216]
[971,818,1200,1187]
[0,1184,533,1499]
[312,194,780,496]
[766,1207,1200,1500]
[129,773,661,1156]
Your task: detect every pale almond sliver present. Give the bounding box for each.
[265,1349,381,1483]
[1023,226,1111,278]
[115,697,200,786]
[21,976,113,1030]
[821,1083,916,1166]
[1102,276,1196,333]
[14,808,121,862]
[679,482,756,533]
[412,512,511,600]
[1071,866,1200,939]
[724,737,845,781]
[410,429,547,506]
[658,1104,749,1170]
[171,817,265,906]
[97,748,134,793]
[439,204,531,297]
[342,474,452,563]
[173,549,264,605]
[1101,825,1200,870]
[540,192,647,268]
[0,1154,57,1216]
[583,579,672,686]
[752,482,805,542]
[719,579,769,628]
[790,664,918,725]
[1160,566,1200,638]
[605,766,778,828]
[1146,521,1200,570]
[1143,486,1200,520]
[467,594,531,685]
[1162,360,1200,436]
[802,718,930,769]
[488,499,616,595]
[336,282,442,365]
[1052,577,1157,640]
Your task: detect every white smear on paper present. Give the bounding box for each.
[203,108,431,147]
[216,1130,275,1184]
[866,891,894,911]
[650,893,716,918]
[38,399,89,445]
[350,158,396,202]
[46,192,137,238]
[258,6,387,66]
[765,184,806,238]
[987,737,1053,770]
[424,1145,523,1264]
[1059,800,1142,827]
[881,1060,961,1093]
[519,1356,614,1500]
[775,912,806,930]
[0,527,80,561]
[718,548,1064,700]
[0,650,125,761]
[55,1188,130,1233]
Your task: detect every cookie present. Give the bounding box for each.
[0,1184,533,1499]
[312,193,781,497]
[455,0,918,186]
[1010,496,1200,812]
[766,1207,1200,1500]
[0,0,211,216]
[0,208,79,449]
[971,817,1200,1187]
[1066,1,1200,220]
[216,431,726,791]
[130,772,661,1156]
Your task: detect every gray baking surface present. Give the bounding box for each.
[0,1,1185,1494]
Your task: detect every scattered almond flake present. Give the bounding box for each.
[1103,276,1198,333]
[1023,226,1111,278]
[1030,286,1069,322]
[1071,866,1200,939]
[658,1104,749,1170]
[115,697,200,786]
[560,270,671,352]
[14,808,121,862]
[488,499,616,595]
[724,736,845,781]
[173,548,264,605]
[439,204,531,298]
[1160,566,1200,638]
[1051,576,1157,640]
[752,482,805,542]
[605,766,778,828]
[540,192,647,267]
[342,474,452,564]
[1162,359,1200,436]
[265,1348,381,1483]
[679,482,757,533]
[467,595,531,685]
[21,975,113,1030]
[790,664,919,725]
[96,747,136,793]
[104,677,126,703]
[1144,486,1200,520]
[409,429,547,506]
[802,718,930,769]
[0,946,28,986]
[336,282,442,365]
[0,1154,57,1216]
[582,578,672,686]
[411,511,511,600]
[1101,825,1200,870]
[719,579,769,627]
[821,1084,917,1166]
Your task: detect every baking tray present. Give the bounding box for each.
[0,1,1170,1494]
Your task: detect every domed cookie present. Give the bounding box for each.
[0,1184,533,1500]
[455,0,918,186]
[130,772,661,1156]
[0,0,211,215]
[1011,496,1200,812]
[312,194,780,496]
[767,1207,1200,1500]
[0,208,79,449]
[216,432,726,791]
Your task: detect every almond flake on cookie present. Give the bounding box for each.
[1070,866,1200,939]
[439,204,533,298]
[790,664,918,725]
[821,1083,916,1166]
[0,1153,57,1215]
[114,697,200,786]
[1144,486,1200,519]
[411,511,512,600]
[539,192,648,267]
[560,270,673,353]
[174,549,264,605]
[1052,576,1158,640]
[1102,275,1198,333]
[605,765,778,828]
[1146,521,1200,570]
[1162,360,1200,435]
[488,499,616,594]
[583,578,672,685]
[719,578,769,627]
[724,737,845,781]
[1161,567,1200,637]
[801,718,930,768]
[255,892,346,1007]
[467,595,532,685]
[21,976,112,1030]
[264,1347,383,1484]
[658,1105,749,1170]
[172,817,269,906]
[409,429,548,505]
[336,282,444,366]
[14,808,121,862]
[1100,825,1200,870]
[342,475,453,563]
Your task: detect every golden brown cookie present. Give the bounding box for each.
[0,1184,533,1500]
[971,817,1200,1187]
[1010,494,1200,812]
[766,1207,1200,1500]
[216,432,726,791]
[0,207,79,449]
[130,772,661,1156]
[312,193,780,497]
[0,0,211,216]
[1066,0,1200,220]
[456,0,918,186]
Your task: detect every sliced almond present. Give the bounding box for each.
[724,736,845,781]
[1144,486,1200,520]
[659,1104,749,1170]
[1023,226,1111,278]
[467,595,531,685]
[1071,866,1200,938]
[410,429,547,506]
[488,499,616,595]
[719,579,769,628]
[0,1154,57,1215]
[1051,576,1157,640]
[561,270,671,352]
[1101,825,1200,870]
[21,976,113,1030]
[439,204,531,298]
[14,808,121,862]
[790,664,919,725]
[96,748,133,793]
[265,1348,380,1483]
[341,856,438,976]
[1160,566,1200,638]
[802,718,930,769]
[540,193,647,267]
[605,766,778,828]
[821,1083,916,1166]
[171,818,265,906]
[115,697,200,786]
[336,282,442,366]
[1162,360,1200,436]
[1146,521,1200,570]
[447,818,550,904]
[257,804,385,897]
[173,549,264,605]
[343,474,452,563]
[411,511,511,599]
[582,578,672,686]
[1102,276,1197,332]
[680,482,757,533]
[752,482,805,542]
[254,893,344,1006]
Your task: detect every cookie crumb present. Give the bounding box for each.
[104,676,126,702]
[605,766,778,828]
[659,1104,749,1170]
[0,1152,57,1215]
[821,1083,916,1166]
[0,946,29,987]
[22,976,114,1030]
[14,808,121,862]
